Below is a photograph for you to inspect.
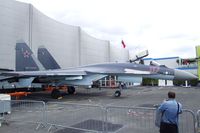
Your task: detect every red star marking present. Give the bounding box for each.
[23,50,31,58]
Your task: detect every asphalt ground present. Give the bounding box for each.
[21,86,200,112]
[0,86,200,133]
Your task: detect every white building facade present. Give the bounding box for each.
[0,0,129,70]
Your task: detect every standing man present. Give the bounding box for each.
[158,91,182,133]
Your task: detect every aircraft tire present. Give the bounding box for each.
[68,86,75,94]
[114,90,121,97]
[51,89,61,99]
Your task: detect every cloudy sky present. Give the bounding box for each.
[18,0,200,58]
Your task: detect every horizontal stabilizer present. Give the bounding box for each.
[0,68,13,72]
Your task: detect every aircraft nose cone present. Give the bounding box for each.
[174,69,198,80]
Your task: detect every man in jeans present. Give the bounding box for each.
[158,91,182,133]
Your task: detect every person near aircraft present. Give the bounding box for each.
[157,91,182,133]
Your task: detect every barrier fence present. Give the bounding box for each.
[179,109,196,133]
[105,106,156,133]
[0,100,198,133]
[46,102,105,132]
[196,110,200,133]
[0,100,46,130]
[105,106,196,133]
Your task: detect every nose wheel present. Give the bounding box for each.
[114,90,121,97]
[114,82,125,97]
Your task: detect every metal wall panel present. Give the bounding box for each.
[80,29,110,65]
[32,7,80,68]
[0,0,29,69]
[109,45,129,63]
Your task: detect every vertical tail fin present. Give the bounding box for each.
[38,46,61,70]
[16,42,45,71]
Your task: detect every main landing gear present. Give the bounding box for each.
[67,86,76,94]
[113,82,126,97]
[51,89,61,99]
[50,86,76,99]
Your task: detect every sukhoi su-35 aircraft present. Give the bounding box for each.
[0,42,198,98]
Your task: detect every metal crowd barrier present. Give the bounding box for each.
[105,106,157,133]
[179,109,196,133]
[45,103,197,133]
[0,100,197,133]
[196,110,200,133]
[0,100,11,127]
[46,102,105,132]
[0,100,46,130]
[105,106,196,133]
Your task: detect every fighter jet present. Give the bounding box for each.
[0,42,198,99]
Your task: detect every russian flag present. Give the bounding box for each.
[121,40,126,48]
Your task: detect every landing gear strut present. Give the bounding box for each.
[114,90,121,97]
[51,89,61,99]
[68,86,76,94]
[114,82,125,97]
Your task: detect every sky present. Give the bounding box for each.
[17,0,200,58]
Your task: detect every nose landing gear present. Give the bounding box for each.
[114,90,121,97]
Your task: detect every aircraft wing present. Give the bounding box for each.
[0,69,107,86]
[1,69,87,77]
